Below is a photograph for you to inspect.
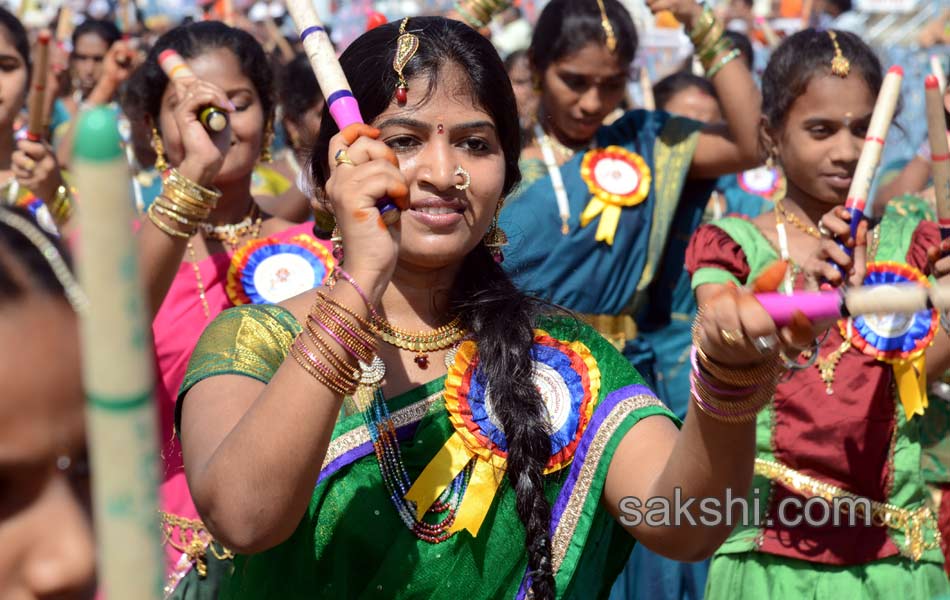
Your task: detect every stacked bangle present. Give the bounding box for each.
[687,5,737,75]
[332,267,381,322]
[289,291,380,396]
[454,0,510,28]
[146,168,221,239]
[706,48,742,79]
[689,346,781,424]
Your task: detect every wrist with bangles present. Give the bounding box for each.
[146,168,222,239]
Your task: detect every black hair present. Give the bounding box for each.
[504,48,529,73]
[762,28,883,132]
[71,18,121,50]
[653,71,718,112]
[723,30,753,70]
[529,0,638,74]
[311,17,556,598]
[0,207,69,303]
[0,7,31,82]
[825,0,853,14]
[123,21,275,127]
[279,53,323,125]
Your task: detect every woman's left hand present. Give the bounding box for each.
[927,238,950,282]
[644,0,703,29]
[801,206,868,289]
[13,138,62,202]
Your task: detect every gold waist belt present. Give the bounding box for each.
[578,313,637,351]
[754,458,941,561]
[161,511,233,578]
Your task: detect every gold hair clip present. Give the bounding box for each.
[393,17,420,104]
[595,0,617,53]
[828,30,850,78]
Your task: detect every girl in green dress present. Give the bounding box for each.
[177,17,810,599]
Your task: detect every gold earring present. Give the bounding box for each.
[151,127,168,172]
[483,201,508,263]
[260,122,274,163]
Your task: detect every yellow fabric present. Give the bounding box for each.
[894,355,928,420]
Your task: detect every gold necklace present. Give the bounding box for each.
[199,203,263,251]
[371,315,467,369]
[187,240,210,319]
[775,198,821,239]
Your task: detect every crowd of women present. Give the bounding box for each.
[3,0,950,598]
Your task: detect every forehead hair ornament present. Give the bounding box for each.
[827,30,850,78]
[595,0,617,53]
[393,17,420,104]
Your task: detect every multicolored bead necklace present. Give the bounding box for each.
[358,349,473,543]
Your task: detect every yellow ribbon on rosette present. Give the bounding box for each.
[578,145,652,245]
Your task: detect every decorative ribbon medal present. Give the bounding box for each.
[226,234,334,305]
[845,261,937,419]
[578,146,651,245]
[738,166,784,200]
[16,193,57,236]
[406,332,601,536]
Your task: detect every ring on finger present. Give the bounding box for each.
[334,149,355,167]
[719,328,745,345]
[23,158,35,171]
[752,334,779,354]
[817,221,831,238]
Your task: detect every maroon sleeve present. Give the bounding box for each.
[685,224,752,282]
[906,220,940,275]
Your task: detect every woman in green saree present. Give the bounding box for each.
[177,17,810,599]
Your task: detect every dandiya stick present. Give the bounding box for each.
[55,6,72,48]
[158,49,229,133]
[926,74,950,240]
[73,107,162,599]
[756,282,950,327]
[285,0,399,223]
[931,55,947,94]
[835,65,903,270]
[26,30,50,141]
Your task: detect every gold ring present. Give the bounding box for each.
[334,149,355,167]
[719,328,744,345]
[23,158,35,171]
[454,165,471,191]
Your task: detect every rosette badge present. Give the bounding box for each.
[227,235,335,305]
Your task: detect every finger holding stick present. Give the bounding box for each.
[285,0,401,225]
[926,75,950,241]
[158,49,230,134]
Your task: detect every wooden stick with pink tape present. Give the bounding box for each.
[926,74,950,239]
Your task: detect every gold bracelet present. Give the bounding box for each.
[316,290,374,331]
[47,184,73,225]
[289,341,354,395]
[309,307,377,364]
[292,334,359,393]
[147,204,193,239]
[162,186,214,219]
[688,6,715,45]
[165,168,221,207]
[304,320,362,380]
[696,20,726,58]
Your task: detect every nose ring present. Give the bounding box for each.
[454,165,471,191]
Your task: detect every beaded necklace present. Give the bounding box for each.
[357,348,473,543]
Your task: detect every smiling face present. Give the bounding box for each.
[0,28,27,131]
[157,47,266,185]
[769,73,875,206]
[373,62,507,270]
[0,296,94,599]
[538,42,628,144]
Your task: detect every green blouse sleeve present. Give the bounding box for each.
[176,304,302,431]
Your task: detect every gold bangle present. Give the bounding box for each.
[154,195,208,223]
[292,335,359,393]
[147,204,193,239]
[316,290,374,331]
[289,342,353,395]
[304,320,362,380]
[162,186,214,218]
[309,308,377,364]
[688,6,715,45]
[165,168,221,206]
[47,184,73,225]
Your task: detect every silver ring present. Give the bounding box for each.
[753,335,779,354]
[818,221,831,238]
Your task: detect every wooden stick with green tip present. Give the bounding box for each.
[73,107,163,599]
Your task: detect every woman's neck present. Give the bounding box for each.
[379,262,462,329]
[783,180,834,228]
[207,174,256,225]
[538,106,593,150]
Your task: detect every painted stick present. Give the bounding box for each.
[73,107,162,599]
[55,6,73,51]
[755,282,950,327]
[835,65,903,272]
[931,54,947,94]
[285,0,400,223]
[26,30,50,141]
[158,49,229,133]
[926,74,950,240]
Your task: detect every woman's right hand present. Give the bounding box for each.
[169,78,234,188]
[325,124,409,303]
